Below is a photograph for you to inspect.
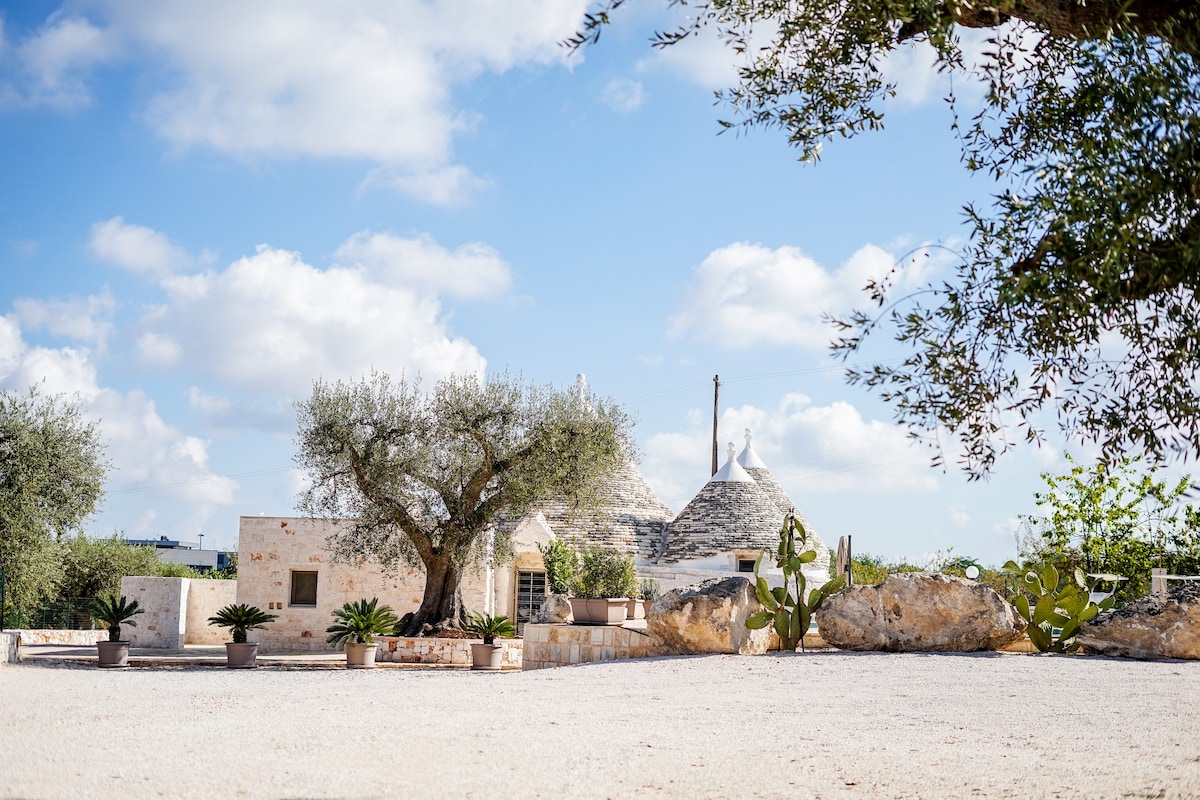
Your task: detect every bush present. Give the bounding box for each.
[576,546,638,599]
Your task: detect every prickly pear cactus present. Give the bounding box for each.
[1009,563,1114,653]
[745,513,846,652]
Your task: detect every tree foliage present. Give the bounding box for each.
[58,534,203,599]
[571,1,1200,475]
[1017,453,1200,601]
[294,370,633,635]
[0,385,108,613]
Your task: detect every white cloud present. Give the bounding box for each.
[361,164,492,207]
[0,317,235,511]
[948,505,970,527]
[5,1,588,203]
[136,332,182,366]
[89,216,193,277]
[5,15,119,109]
[669,242,899,349]
[601,78,645,112]
[13,289,116,345]
[147,239,487,395]
[643,20,776,91]
[641,392,938,510]
[333,232,511,300]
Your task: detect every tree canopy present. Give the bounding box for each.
[294,371,634,635]
[0,385,108,613]
[572,1,1200,476]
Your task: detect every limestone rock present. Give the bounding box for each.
[646,577,774,655]
[531,593,573,624]
[1078,584,1200,660]
[818,573,1026,652]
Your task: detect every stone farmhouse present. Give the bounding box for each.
[234,426,831,651]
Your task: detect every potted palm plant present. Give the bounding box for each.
[208,603,277,668]
[325,597,400,668]
[463,611,516,670]
[90,594,144,668]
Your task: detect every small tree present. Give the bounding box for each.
[1019,454,1199,602]
[0,385,108,616]
[295,370,632,635]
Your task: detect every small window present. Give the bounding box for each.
[737,559,756,573]
[290,570,318,606]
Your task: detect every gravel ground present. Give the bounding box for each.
[1,651,1197,799]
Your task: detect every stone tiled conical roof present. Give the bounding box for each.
[659,443,785,563]
[736,429,829,562]
[535,459,675,562]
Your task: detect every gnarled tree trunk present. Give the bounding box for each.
[399,553,465,636]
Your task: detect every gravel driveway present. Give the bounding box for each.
[1,651,1197,799]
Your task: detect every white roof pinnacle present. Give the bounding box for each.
[737,427,768,469]
[710,441,754,483]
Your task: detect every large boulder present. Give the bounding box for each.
[530,593,574,624]
[647,577,774,655]
[1078,584,1200,660]
[818,573,1026,652]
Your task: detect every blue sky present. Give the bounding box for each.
[0,1,1100,564]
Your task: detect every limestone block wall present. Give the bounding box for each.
[120,576,188,648]
[1,632,17,664]
[237,516,508,652]
[521,623,665,669]
[10,629,106,645]
[376,636,523,667]
[183,579,236,644]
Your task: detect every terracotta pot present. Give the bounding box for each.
[568,597,591,625]
[586,598,629,626]
[470,642,504,671]
[626,599,646,620]
[345,641,378,669]
[96,640,130,668]
[225,642,259,669]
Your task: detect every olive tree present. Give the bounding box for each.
[294,371,633,635]
[571,2,1200,476]
[0,385,108,615]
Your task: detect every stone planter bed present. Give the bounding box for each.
[375,636,522,669]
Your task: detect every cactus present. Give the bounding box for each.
[745,513,846,652]
[1005,561,1114,653]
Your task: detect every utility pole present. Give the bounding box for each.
[711,374,720,476]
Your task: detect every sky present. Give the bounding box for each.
[0,1,1115,566]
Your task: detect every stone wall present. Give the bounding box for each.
[121,576,187,647]
[118,576,236,648]
[1,632,18,664]
[521,623,665,669]
[375,636,523,668]
[638,563,830,596]
[10,629,107,645]
[183,579,236,644]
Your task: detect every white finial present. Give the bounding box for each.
[575,373,586,404]
[726,442,736,462]
[744,428,753,445]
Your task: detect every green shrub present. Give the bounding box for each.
[537,537,579,595]
[576,546,638,599]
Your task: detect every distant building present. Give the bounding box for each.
[127,536,234,573]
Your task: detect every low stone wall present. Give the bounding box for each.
[1,632,18,664]
[375,636,523,668]
[522,623,665,670]
[10,629,107,645]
